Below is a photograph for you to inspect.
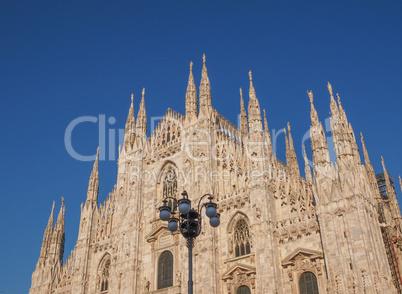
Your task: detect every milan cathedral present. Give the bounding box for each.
[30,55,402,294]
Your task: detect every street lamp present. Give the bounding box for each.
[159,190,220,294]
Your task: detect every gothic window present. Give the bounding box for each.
[98,256,111,293]
[299,272,319,294]
[158,251,173,289]
[163,168,177,211]
[234,219,251,257]
[237,285,251,294]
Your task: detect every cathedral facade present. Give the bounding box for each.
[30,56,402,294]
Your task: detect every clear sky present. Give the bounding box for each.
[0,1,401,293]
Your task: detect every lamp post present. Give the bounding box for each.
[159,190,220,294]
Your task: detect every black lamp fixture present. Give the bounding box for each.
[159,190,220,294]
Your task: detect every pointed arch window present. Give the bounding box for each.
[98,256,111,293]
[163,168,177,211]
[237,285,251,294]
[299,272,319,294]
[234,219,251,257]
[158,251,173,289]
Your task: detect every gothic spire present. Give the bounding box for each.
[382,156,393,196]
[303,145,312,183]
[240,88,248,137]
[339,93,360,162]
[53,197,65,263]
[308,90,319,126]
[263,109,268,133]
[247,71,263,133]
[328,82,338,115]
[285,122,300,176]
[400,176,402,193]
[381,156,401,221]
[329,86,360,169]
[185,61,197,122]
[337,93,346,121]
[308,90,332,173]
[360,132,371,165]
[124,93,136,150]
[249,70,256,100]
[55,197,65,229]
[86,147,99,203]
[360,133,380,201]
[136,88,147,136]
[287,123,295,152]
[263,109,273,160]
[48,201,55,227]
[39,201,55,259]
[199,54,212,118]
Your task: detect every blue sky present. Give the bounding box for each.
[0,1,401,293]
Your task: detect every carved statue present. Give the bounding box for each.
[307,90,314,103]
[327,82,333,96]
[143,277,150,293]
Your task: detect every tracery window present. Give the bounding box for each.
[98,257,110,293]
[237,285,251,294]
[158,251,173,289]
[299,272,319,294]
[163,168,177,211]
[234,219,251,257]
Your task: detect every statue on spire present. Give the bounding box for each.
[327,82,333,97]
[303,144,312,183]
[240,88,248,137]
[185,61,197,122]
[247,71,262,133]
[308,90,319,126]
[199,54,212,118]
[307,90,314,105]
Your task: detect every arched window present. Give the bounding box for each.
[234,219,251,257]
[299,272,319,294]
[98,256,111,293]
[237,285,251,294]
[163,168,177,211]
[158,251,173,289]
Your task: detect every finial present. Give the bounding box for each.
[360,132,364,142]
[96,146,100,157]
[327,82,333,97]
[249,70,253,82]
[202,54,206,64]
[263,109,269,133]
[336,93,342,106]
[131,93,134,104]
[61,196,64,205]
[284,128,289,147]
[307,90,314,104]
[190,61,193,71]
[287,122,291,132]
[51,201,55,214]
[142,88,145,99]
[240,88,243,99]
[303,144,309,164]
[381,156,385,165]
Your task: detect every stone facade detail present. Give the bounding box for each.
[30,56,401,294]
